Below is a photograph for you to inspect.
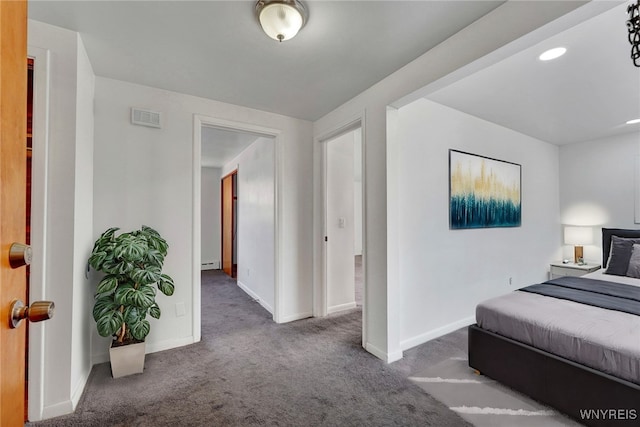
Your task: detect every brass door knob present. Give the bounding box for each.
[9,242,32,268]
[10,300,55,328]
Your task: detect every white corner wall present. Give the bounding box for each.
[222,137,276,313]
[92,77,313,362]
[201,167,222,269]
[559,132,640,262]
[70,32,95,408]
[313,1,589,361]
[395,99,561,349]
[28,20,95,420]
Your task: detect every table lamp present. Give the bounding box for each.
[564,226,592,265]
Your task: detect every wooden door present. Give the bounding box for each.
[221,172,235,277]
[0,1,29,425]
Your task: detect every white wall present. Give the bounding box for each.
[327,132,356,313]
[92,77,192,361]
[28,20,95,420]
[313,1,590,362]
[222,137,275,313]
[70,32,95,409]
[92,77,312,362]
[559,132,640,263]
[354,128,363,256]
[396,99,561,349]
[201,167,222,269]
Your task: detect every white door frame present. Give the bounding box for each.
[192,115,283,338]
[27,46,50,422]
[314,112,367,347]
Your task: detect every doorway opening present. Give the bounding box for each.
[196,118,280,331]
[322,125,364,317]
[221,169,238,278]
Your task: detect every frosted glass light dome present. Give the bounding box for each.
[257,1,306,42]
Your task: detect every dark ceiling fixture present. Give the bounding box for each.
[628,0,640,66]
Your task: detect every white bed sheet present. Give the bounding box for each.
[476,274,640,385]
[583,269,640,287]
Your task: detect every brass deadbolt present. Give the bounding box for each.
[9,243,32,268]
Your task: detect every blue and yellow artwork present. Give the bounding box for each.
[449,150,521,229]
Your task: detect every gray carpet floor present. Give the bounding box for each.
[28,270,471,426]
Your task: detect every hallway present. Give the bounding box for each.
[28,271,466,426]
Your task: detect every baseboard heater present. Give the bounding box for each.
[201,261,220,270]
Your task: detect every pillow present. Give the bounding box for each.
[605,236,640,276]
[627,244,640,278]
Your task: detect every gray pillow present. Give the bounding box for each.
[627,244,640,278]
[605,236,640,276]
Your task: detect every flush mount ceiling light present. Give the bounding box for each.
[538,47,567,61]
[626,118,640,124]
[256,0,307,42]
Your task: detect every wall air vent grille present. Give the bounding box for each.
[131,108,162,128]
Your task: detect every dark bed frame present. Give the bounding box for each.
[468,228,640,427]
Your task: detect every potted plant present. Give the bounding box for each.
[88,225,174,378]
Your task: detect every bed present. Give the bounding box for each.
[468,228,640,427]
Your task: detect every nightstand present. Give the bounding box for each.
[549,262,601,279]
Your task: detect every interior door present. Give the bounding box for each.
[221,171,235,277]
[1,1,28,424]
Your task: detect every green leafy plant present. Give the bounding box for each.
[88,226,175,345]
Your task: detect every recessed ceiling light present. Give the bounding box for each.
[539,47,567,61]
[626,118,640,125]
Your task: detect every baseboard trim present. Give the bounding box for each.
[91,336,196,366]
[41,399,74,420]
[279,311,313,323]
[146,336,195,354]
[237,280,274,314]
[365,341,403,363]
[400,316,475,351]
[388,349,403,363]
[327,301,357,314]
[70,368,91,410]
[92,351,109,365]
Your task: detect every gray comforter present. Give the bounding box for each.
[476,286,640,385]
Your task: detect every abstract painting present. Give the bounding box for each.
[449,150,521,229]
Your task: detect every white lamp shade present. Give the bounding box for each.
[564,226,592,245]
[259,3,303,41]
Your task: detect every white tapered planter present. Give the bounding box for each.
[109,341,146,378]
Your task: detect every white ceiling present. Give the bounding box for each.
[427,3,640,145]
[201,126,262,168]
[28,0,503,121]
